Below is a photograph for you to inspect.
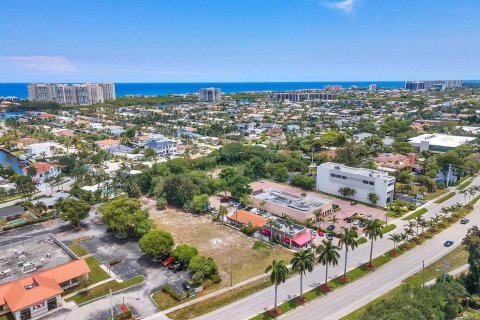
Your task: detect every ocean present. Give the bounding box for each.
[0,82,409,98]
[2,81,479,99]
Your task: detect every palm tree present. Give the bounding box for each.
[316,240,340,288]
[291,250,314,301]
[364,220,383,267]
[265,260,289,315]
[338,227,358,279]
[218,205,228,223]
[460,189,468,204]
[413,216,424,235]
[388,233,402,252]
[419,219,428,234]
[327,215,339,226]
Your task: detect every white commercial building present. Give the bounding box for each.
[198,87,222,102]
[316,162,395,207]
[407,133,476,153]
[27,83,115,105]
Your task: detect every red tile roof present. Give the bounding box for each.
[23,162,62,175]
[0,259,89,312]
[228,210,267,228]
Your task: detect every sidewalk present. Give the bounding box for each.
[63,278,113,299]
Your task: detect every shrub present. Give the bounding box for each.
[161,284,185,301]
[189,255,218,278]
[156,197,167,210]
[240,225,256,236]
[211,273,222,284]
[436,181,446,189]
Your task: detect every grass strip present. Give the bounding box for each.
[166,278,272,319]
[457,179,473,190]
[65,275,145,305]
[381,224,396,234]
[434,192,456,204]
[403,208,428,220]
[356,237,367,245]
[69,244,89,257]
[84,256,111,284]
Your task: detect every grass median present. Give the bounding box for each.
[403,208,428,220]
[434,191,456,204]
[69,244,89,257]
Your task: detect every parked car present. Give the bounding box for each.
[310,229,317,236]
[182,281,193,292]
[152,253,169,263]
[168,261,181,271]
[326,225,335,232]
[444,240,454,247]
[162,257,175,267]
[358,222,366,228]
[345,217,353,223]
[353,219,359,226]
[326,233,334,240]
[350,201,357,206]
[460,218,469,224]
[261,213,272,218]
[172,263,183,273]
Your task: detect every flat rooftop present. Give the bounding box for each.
[320,162,394,179]
[408,133,476,148]
[0,233,76,285]
[254,188,331,212]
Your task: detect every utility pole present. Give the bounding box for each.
[422,260,425,288]
[109,289,114,319]
[442,259,449,284]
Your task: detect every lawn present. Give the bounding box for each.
[457,178,473,190]
[356,237,367,245]
[434,191,456,204]
[84,256,111,283]
[152,290,181,310]
[142,197,293,287]
[65,275,145,305]
[166,277,272,319]
[341,245,468,320]
[0,314,14,320]
[403,208,428,220]
[69,244,89,257]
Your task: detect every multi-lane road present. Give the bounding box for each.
[192,176,479,320]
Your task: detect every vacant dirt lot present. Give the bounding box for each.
[141,196,292,287]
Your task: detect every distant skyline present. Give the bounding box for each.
[1,0,479,82]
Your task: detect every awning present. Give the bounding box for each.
[293,232,312,246]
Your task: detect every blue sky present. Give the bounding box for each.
[0,0,479,82]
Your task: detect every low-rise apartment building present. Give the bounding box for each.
[316,162,395,207]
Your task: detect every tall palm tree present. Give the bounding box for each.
[316,240,340,287]
[460,189,468,204]
[291,250,314,301]
[265,260,289,315]
[338,227,358,279]
[364,220,383,267]
[218,205,228,223]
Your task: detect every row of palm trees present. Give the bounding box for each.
[459,185,480,204]
[265,219,385,315]
[388,202,466,252]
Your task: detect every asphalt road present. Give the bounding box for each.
[193,176,480,320]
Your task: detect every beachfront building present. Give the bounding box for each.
[198,88,222,102]
[250,188,333,223]
[0,234,90,320]
[274,90,337,102]
[407,133,476,153]
[27,83,115,105]
[316,162,395,207]
[404,80,463,91]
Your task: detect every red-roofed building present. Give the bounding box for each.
[22,162,62,182]
[0,259,90,320]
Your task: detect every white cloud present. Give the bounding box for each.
[0,56,77,73]
[323,0,359,14]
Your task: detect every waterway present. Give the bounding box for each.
[0,149,24,174]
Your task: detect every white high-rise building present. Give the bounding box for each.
[368,84,377,91]
[27,83,115,105]
[199,87,222,102]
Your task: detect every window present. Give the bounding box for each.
[363,180,369,184]
[336,174,342,178]
[369,181,375,185]
[330,174,335,177]
[341,176,347,179]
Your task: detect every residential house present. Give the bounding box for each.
[23,162,62,183]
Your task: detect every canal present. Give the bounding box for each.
[0,149,24,174]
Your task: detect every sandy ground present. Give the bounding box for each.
[141,196,292,287]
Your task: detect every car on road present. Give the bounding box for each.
[162,257,175,267]
[350,201,357,206]
[310,229,317,236]
[444,240,454,247]
[460,218,469,224]
[326,225,335,231]
[182,281,193,292]
[261,212,272,218]
[326,233,333,240]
